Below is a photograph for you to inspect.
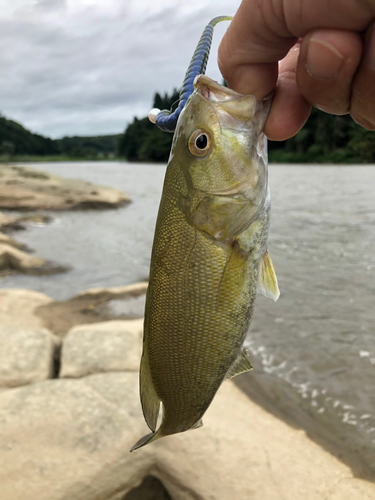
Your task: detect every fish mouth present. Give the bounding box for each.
[193,74,247,101]
[193,74,272,126]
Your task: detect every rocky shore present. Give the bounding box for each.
[0,163,130,276]
[1,162,374,499]
[0,163,130,210]
[1,283,375,500]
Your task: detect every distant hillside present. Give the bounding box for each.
[55,134,122,159]
[2,97,374,164]
[0,114,57,156]
[0,114,121,160]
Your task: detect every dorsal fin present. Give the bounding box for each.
[225,348,253,380]
[257,251,280,302]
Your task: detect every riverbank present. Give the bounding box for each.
[2,279,374,486]
[0,162,130,276]
[0,284,375,500]
[1,155,121,162]
[1,161,374,493]
[0,163,130,210]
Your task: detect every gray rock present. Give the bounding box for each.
[0,243,45,270]
[0,373,153,500]
[60,319,143,378]
[0,231,27,250]
[0,164,130,210]
[0,325,59,388]
[0,289,53,329]
[0,211,22,231]
[72,281,148,301]
[0,243,69,275]
[0,373,374,500]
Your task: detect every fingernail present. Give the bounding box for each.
[306,38,344,79]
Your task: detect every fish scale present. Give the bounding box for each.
[131,25,279,451]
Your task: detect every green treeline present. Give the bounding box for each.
[118,90,180,163]
[56,135,122,159]
[119,90,375,164]
[1,89,374,163]
[0,115,57,157]
[268,109,375,163]
[0,114,121,161]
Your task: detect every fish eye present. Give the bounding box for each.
[188,130,211,157]
[196,134,207,149]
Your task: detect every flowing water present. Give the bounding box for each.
[2,161,375,476]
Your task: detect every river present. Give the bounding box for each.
[2,161,375,478]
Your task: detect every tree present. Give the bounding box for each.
[118,89,180,162]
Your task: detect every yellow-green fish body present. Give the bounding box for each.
[132,75,279,451]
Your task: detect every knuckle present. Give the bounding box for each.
[279,68,297,83]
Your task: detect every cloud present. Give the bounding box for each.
[34,0,66,12]
[0,0,239,138]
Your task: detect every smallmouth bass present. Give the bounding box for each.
[132,21,279,452]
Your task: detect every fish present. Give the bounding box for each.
[131,20,279,452]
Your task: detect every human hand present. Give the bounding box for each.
[218,0,375,141]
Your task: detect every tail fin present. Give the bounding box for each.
[130,429,161,452]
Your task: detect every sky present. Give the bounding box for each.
[0,0,241,139]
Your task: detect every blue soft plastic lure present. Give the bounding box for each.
[149,16,232,133]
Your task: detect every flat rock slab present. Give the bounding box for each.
[0,231,25,249]
[151,382,375,500]
[0,325,58,388]
[0,289,53,329]
[0,243,68,275]
[0,373,153,500]
[0,242,44,270]
[0,211,21,230]
[0,164,130,210]
[73,281,148,301]
[30,282,148,338]
[0,374,374,500]
[60,319,143,378]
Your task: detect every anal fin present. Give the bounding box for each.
[140,347,161,432]
[257,251,280,302]
[225,348,253,380]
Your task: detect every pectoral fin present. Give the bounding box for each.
[257,251,280,302]
[225,348,253,380]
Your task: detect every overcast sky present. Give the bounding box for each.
[0,0,241,138]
